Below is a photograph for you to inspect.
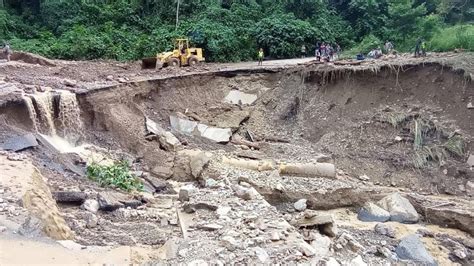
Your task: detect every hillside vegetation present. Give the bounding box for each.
[0,0,473,62]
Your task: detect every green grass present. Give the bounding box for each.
[86,161,143,192]
[429,24,474,52]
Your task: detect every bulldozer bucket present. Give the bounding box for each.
[141,57,157,69]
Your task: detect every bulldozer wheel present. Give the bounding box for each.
[168,57,180,68]
[188,56,199,66]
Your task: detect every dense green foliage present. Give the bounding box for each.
[87,160,143,192]
[0,0,473,61]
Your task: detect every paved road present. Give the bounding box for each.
[217,57,315,71]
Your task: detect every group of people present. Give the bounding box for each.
[314,42,340,62]
[1,41,11,62]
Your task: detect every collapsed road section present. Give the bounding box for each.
[0,53,473,265]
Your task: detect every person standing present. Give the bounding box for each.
[384,41,394,54]
[258,48,264,66]
[301,45,307,58]
[2,42,11,62]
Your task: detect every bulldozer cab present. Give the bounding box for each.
[175,39,190,56]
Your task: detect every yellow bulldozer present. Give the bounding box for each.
[141,38,205,69]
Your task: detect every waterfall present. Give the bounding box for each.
[23,90,84,143]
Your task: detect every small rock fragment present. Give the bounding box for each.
[322,257,341,266]
[254,247,269,262]
[52,191,86,204]
[81,199,100,213]
[221,236,240,251]
[349,255,367,266]
[416,228,434,237]
[374,223,396,238]
[271,231,280,241]
[179,189,190,202]
[97,192,124,211]
[358,174,370,181]
[233,184,258,200]
[294,199,307,212]
[299,241,317,257]
[198,223,223,231]
[85,213,98,228]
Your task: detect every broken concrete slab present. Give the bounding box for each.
[170,115,198,135]
[199,126,232,143]
[224,90,258,105]
[170,115,232,143]
[1,133,38,151]
[212,110,250,129]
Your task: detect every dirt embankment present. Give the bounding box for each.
[74,59,473,197]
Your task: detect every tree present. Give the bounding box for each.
[388,0,427,41]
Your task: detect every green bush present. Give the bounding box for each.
[342,34,382,57]
[429,24,474,52]
[86,161,143,192]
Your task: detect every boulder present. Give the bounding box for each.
[299,241,317,257]
[297,212,338,237]
[310,233,331,257]
[190,152,210,178]
[85,213,98,228]
[374,223,396,238]
[1,133,38,151]
[170,115,198,135]
[81,199,100,213]
[294,199,307,212]
[358,202,390,222]
[254,247,269,263]
[467,154,474,167]
[97,192,125,211]
[378,193,419,223]
[233,184,258,200]
[145,117,181,151]
[395,234,437,266]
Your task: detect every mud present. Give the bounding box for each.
[0,52,473,265]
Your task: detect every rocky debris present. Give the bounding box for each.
[296,211,338,237]
[467,102,474,109]
[358,175,370,181]
[221,236,240,251]
[378,193,419,223]
[438,238,469,261]
[52,191,86,204]
[349,255,367,266]
[336,233,365,252]
[377,246,393,258]
[81,199,100,213]
[224,90,258,105]
[374,223,396,238]
[357,202,390,222]
[197,223,223,231]
[1,133,38,151]
[395,234,437,266]
[232,184,258,200]
[294,199,307,212]
[18,216,46,238]
[97,192,125,211]
[234,150,265,160]
[416,228,434,237]
[0,225,7,233]
[7,153,27,161]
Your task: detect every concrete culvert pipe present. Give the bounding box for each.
[279,162,336,178]
[222,157,276,171]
